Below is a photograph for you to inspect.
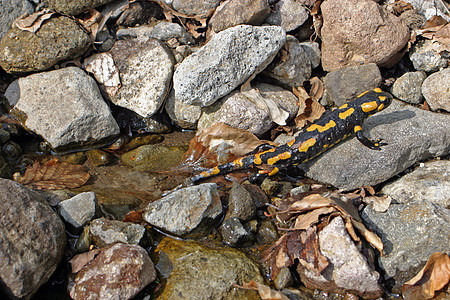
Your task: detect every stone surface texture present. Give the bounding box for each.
[5,67,120,151]
[0,16,91,74]
[421,67,450,111]
[143,183,223,236]
[172,0,221,16]
[0,0,34,39]
[409,39,449,72]
[265,0,309,32]
[109,38,174,118]
[44,0,116,15]
[173,25,286,107]
[69,243,155,300]
[57,192,98,232]
[89,217,146,247]
[165,90,202,130]
[0,179,66,299]
[321,0,409,71]
[391,71,426,104]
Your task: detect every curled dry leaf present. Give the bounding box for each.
[293,87,325,129]
[363,195,392,213]
[69,249,101,273]
[402,252,450,300]
[309,77,324,102]
[235,280,290,300]
[17,159,90,190]
[76,9,103,42]
[14,9,54,33]
[241,88,290,126]
[180,122,275,169]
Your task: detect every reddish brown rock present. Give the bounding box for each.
[69,243,155,300]
[320,0,409,71]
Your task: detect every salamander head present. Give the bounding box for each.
[357,88,393,116]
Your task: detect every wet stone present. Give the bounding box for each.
[1,140,22,160]
[273,267,294,290]
[143,183,222,237]
[0,128,10,144]
[256,219,279,245]
[86,149,113,167]
[89,217,146,248]
[0,16,91,74]
[69,243,156,300]
[0,154,11,179]
[57,192,98,233]
[421,67,450,111]
[221,217,254,246]
[61,152,87,165]
[226,182,257,222]
[121,144,186,172]
[391,71,426,105]
[123,134,164,151]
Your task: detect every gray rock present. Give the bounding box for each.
[197,83,298,136]
[303,100,450,190]
[89,217,146,248]
[57,192,97,232]
[0,179,66,299]
[321,0,409,71]
[299,41,321,69]
[116,1,164,27]
[156,237,263,299]
[323,63,382,106]
[109,38,174,118]
[0,0,34,39]
[173,25,286,107]
[209,0,270,33]
[265,0,309,32]
[5,67,120,151]
[406,0,450,22]
[172,0,221,16]
[220,217,253,246]
[361,201,450,293]
[143,183,222,236]
[165,89,201,130]
[1,140,22,159]
[69,243,155,300]
[0,16,91,74]
[391,71,426,104]
[422,67,450,111]
[265,35,312,87]
[381,160,450,208]
[226,182,257,222]
[298,217,383,298]
[44,0,116,15]
[117,22,194,45]
[409,40,449,72]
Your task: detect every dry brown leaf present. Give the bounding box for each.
[180,123,275,169]
[350,219,384,254]
[17,159,90,190]
[392,0,414,15]
[294,206,335,230]
[297,226,329,275]
[293,87,325,129]
[69,249,101,273]
[402,252,450,300]
[309,77,324,101]
[14,9,54,33]
[236,281,290,300]
[76,9,103,42]
[363,195,392,212]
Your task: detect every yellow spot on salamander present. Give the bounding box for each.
[233,157,244,167]
[377,103,384,111]
[298,138,317,152]
[357,90,369,98]
[379,96,386,101]
[210,167,220,176]
[323,144,329,148]
[338,103,348,109]
[339,108,355,120]
[354,125,362,133]
[373,88,382,93]
[267,151,291,165]
[287,139,295,147]
[253,154,262,165]
[361,101,378,112]
[268,167,279,176]
[307,120,336,132]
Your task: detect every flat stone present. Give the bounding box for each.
[265,0,309,32]
[69,243,155,300]
[143,183,222,236]
[120,144,186,172]
[89,217,146,247]
[0,179,66,299]
[323,63,382,106]
[171,0,221,16]
[0,0,34,39]
[361,201,450,293]
[409,39,449,72]
[321,0,409,71]
[381,160,450,208]
[220,217,253,246]
[109,38,174,118]
[173,25,286,107]
[421,67,450,111]
[155,237,263,299]
[209,0,270,33]
[391,71,426,105]
[298,217,383,298]
[0,16,91,74]
[57,192,97,233]
[303,100,450,190]
[44,0,116,15]
[5,67,120,151]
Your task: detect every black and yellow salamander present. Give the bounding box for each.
[191,88,393,183]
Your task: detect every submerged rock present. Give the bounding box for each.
[89,217,146,247]
[121,144,186,172]
[0,179,66,299]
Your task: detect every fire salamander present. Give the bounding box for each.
[191,88,393,184]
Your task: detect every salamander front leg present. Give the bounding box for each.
[354,126,387,151]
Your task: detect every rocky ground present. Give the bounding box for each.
[0,0,449,299]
